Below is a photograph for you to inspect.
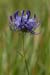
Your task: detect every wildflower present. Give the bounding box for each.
[9,10,40,34]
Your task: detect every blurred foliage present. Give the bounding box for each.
[0,0,50,75]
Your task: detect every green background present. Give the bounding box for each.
[0,0,50,75]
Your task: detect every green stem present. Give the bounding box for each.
[22,32,29,75]
[25,59,29,75]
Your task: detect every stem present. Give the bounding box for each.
[22,32,29,75]
[25,59,29,75]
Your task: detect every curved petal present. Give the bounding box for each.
[26,10,31,20]
[14,10,19,19]
[10,16,13,22]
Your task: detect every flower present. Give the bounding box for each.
[9,10,40,34]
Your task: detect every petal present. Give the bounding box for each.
[21,10,25,22]
[14,10,19,19]
[27,18,37,28]
[10,16,13,22]
[31,31,40,35]
[14,16,21,27]
[21,10,25,16]
[26,10,31,20]
[34,14,36,18]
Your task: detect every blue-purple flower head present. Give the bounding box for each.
[9,10,40,34]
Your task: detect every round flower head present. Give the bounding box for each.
[9,10,40,34]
